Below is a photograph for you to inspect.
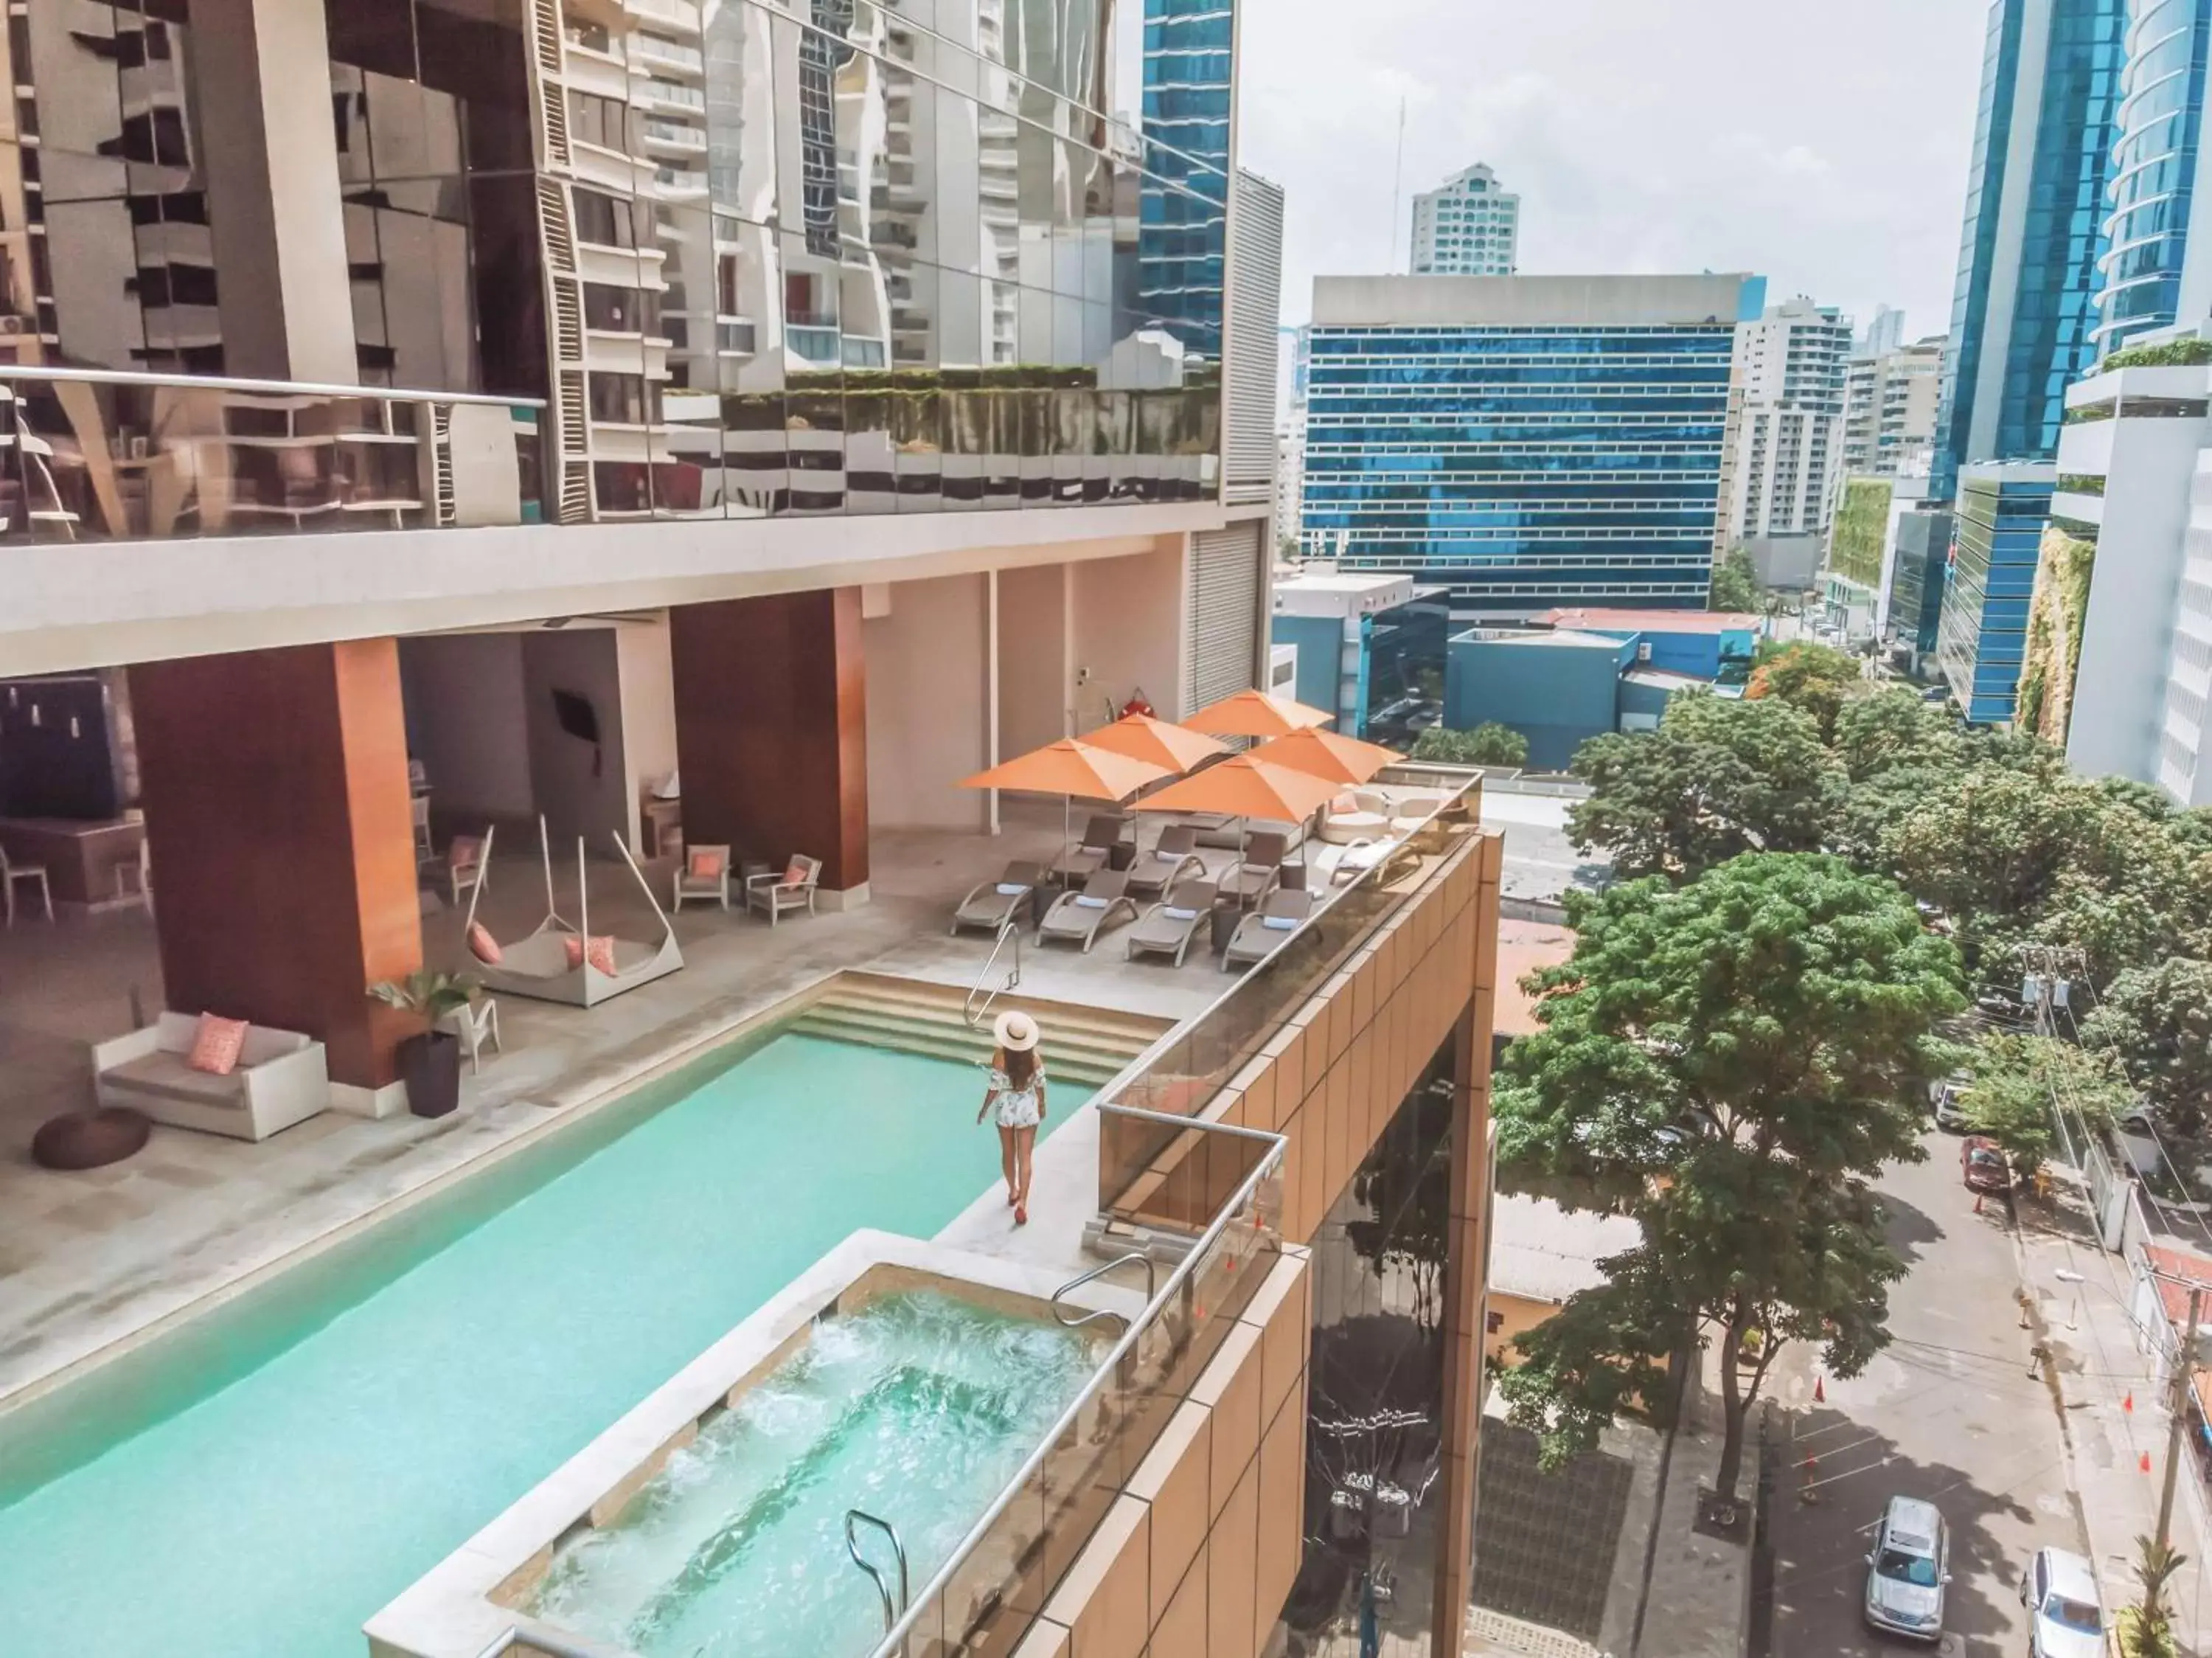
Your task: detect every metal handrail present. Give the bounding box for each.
[1050,1249,1158,1331]
[863,1111,1285,1658]
[963,918,1022,1030]
[0,363,546,409]
[845,1508,910,1651]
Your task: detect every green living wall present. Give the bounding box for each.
[1826,477,1891,589]
[2017,522,2097,743]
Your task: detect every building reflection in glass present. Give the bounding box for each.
[0,0,1232,540]
[1272,1042,1456,1657]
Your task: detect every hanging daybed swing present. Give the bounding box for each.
[462,817,684,1007]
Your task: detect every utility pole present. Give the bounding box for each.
[2159,1283,2205,1554]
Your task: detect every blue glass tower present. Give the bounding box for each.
[2094,0,2212,351]
[1936,462,2054,723]
[1933,0,2127,498]
[1298,274,1763,617]
[1137,0,1233,358]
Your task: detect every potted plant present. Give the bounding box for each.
[369,971,478,1120]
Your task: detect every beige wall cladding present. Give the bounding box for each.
[1129,1404,1212,1623]
[1206,1461,1260,1658]
[1011,1615,1072,1658]
[1152,1539,1209,1658]
[1043,1493,1151,1658]
[1253,1381,1307,1652]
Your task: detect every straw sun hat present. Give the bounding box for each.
[992,1010,1040,1052]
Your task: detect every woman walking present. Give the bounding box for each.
[979,1010,1047,1226]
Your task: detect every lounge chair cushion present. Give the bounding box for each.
[563,934,585,969]
[995,882,1029,896]
[107,1052,246,1105]
[187,1014,248,1077]
[1262,915,1300,932]
[1164,906,1200,921]
[585,935,618,977]
[467,922,504,966]
[1074,894,1110,909]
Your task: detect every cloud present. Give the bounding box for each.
[1240,0,1991,341]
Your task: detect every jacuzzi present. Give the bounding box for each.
[366,1233,1126,1658]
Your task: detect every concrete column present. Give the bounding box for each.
[1431,833,1505,1652]
[669,590,870,899]
[129,641,422,1097]
[187,0,358,383]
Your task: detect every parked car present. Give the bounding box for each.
[2022,1547,2104,1658]
[1961,1135,2009,1194]
[1930,1072,1972,1131]
[1863,1494,1950,1641]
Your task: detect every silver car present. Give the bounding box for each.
[1864,1495,1949,1640]
[2023,1547,2104,1658]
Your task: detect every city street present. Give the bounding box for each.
[1767,1129,2084,1656]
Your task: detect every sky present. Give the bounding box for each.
[1239,0,1996,344]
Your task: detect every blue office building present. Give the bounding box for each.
[1934,0,2127,496]
[1298,274,1764,618]
[1138,0,1234,359]
[2096,0,2212,350]
[1937,462,2054,722]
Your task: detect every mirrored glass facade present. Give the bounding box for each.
[2093,0,2211,352]
[1299,318,1744,617]
[0,0,1232,540]
[1936,465,2051,723]
[1934,0,2126,496]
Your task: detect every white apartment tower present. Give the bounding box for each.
[1840,336,1946,480]
[1725,297,1854,541]
[1408,164,1520,277]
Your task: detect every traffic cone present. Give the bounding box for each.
[2126,1391,2135,1414]
[1814,1375,1826,1404]
[2143,1451,2154,1474]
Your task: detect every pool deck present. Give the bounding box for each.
[0,802,1253,1409]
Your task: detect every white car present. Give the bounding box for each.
[1864,1495,1949,1641]
[2023,1547,2104,1658]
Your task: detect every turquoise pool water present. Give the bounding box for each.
[0,1033,1075,1658]
[531,1290,1093,1658]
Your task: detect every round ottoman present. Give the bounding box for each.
[32,1106,152,1171]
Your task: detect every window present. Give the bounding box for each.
[588,372,654,424]
[568,91,630,151]
[582,284,658,334]
[572,189,637,250]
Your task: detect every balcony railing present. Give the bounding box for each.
[0,367,546,542]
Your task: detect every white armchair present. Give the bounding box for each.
[673,844,734,912]
[746,855,821,925]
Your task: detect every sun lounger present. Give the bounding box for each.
[1222,829,1290,906]
[1126,825,1206,901]
[1222,887,1319,971]
[952,860,1045,935]
[1127,878,1220,966]
[1038,868,1139,952]
[1052,814,1131,884]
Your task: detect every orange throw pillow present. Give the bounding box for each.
[1330,791,1358,815]
[689,849,724,880]
[585,934,618,977]
[562,934,585,970]
[783,859,809,886]
[466,922,503,965]
[187,1013,249,1076]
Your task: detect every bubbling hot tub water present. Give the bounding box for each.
[527,1290,1093,1658]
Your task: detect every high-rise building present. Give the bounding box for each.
[1841,337,1947,479]
[1933,0,2128,496]
[2093,0,2212,353]
[1300,273,1764,617]
[1937,461,2056,722]
[1860,304,1909,358]
[1725,298,1854,545]
[0,13,1517,1658]
[1408,164,1520,277]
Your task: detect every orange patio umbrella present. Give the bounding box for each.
[1080,711,1229,776]
[1252,726,1401,787]
[1183,688,1335,739]
[1132,752,1341,824]
[961,738,1172,875]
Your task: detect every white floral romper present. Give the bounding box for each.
[988,1060,1047,1129]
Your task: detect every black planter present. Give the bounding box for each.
[397,1030,462,1119]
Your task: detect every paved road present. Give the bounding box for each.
[1767,1129,2087,1657]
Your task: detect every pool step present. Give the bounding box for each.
[793,976,1166,1087]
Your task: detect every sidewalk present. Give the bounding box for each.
[2017,1165,2212,1649]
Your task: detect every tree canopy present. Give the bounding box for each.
[2081,957,2212,1137]
[1708,545,1760,614]
[1413,721,1529,769]
[1957,1033,2128,1174]
[1495,854,1967,1499]
[1568,693,1845,881]
[1745,639,1865,743]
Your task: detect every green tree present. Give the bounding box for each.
[1832,687,1961,784]
[1745,639,1864,742]
[2081,957,2212,1138]
[1568,693,1846,882]
[1955,1035,2124,1175]
[1413,722,1530,768]
[2123,1536,2188,1658]
[1495,854,1968,1500]
[1708,545,1760,613]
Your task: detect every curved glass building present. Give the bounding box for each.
[2095,0,2212,352]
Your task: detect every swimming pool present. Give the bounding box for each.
[0,1031,1076,1658]
[528,1289,1093,1658]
